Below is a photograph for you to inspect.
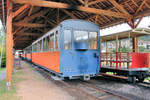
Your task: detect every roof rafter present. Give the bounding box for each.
[13,0,131,19]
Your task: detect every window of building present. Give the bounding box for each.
[89,32,98,49]
[64,30,72,50]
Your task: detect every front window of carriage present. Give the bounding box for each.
[74,30,98,50]
[74,31,88,43]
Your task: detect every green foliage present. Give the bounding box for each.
[0,20,6,68]
[145,77,150,81]
[112,46,132,53]
[121,46,132,52]
[0,48,6,68]
[138,46,145,52]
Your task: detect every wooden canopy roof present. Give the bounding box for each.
[1,0,150,49]
[101,28,150,42]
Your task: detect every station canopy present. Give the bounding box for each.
[101,28,150,42]
[0,0,150,49]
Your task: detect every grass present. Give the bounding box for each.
[0,68,5,73]
[145,77,150,81]
[0,70,24,100]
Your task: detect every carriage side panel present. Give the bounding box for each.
[32,51,60,73]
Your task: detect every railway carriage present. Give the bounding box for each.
[23,19,100,80]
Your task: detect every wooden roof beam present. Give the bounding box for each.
[20,9,49,23]
[13,0,131,19]
[88,0,105,6]
[41,15,56,26]
[13,22,45,28]
[12,4,30,18]
[16,32,40,36]
[13,10,49,35]
[61,9,77,19]
[135,0,147,15]
[78,0,85,5]
[108,0,131,17]
[28,6,33,16]
[131,0,138,7]
[145,2,150,9]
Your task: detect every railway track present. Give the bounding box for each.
[32,64,129,100]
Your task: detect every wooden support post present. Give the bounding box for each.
[6,0,13,89]
[106,41,108,52]
[119,40,121,52]
[133,36,138,52]
[128,32,131,52]
[116,35,119,52]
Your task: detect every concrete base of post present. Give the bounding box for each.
[6,82,11,91]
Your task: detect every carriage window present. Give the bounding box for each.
[37,41,40,52]
[35,43,38,52]
[55,31,59,51]
[64,30,72,50]
[39,40,42,52]
[32,44,35,52]
[43,38,46,52]
[46,36,50,51]
[50,34,54,51]
[89,32,98,49]
[74,31,88,43]
[33,43,37,52]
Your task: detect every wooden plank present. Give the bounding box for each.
[13,0,130,19]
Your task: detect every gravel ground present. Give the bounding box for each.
[24,60,150,100]
[89,76,150,100]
